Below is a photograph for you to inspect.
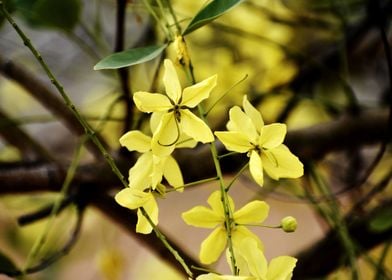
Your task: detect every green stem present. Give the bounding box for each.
[309,163,359,280]
[0,3,127,188]
[142,0,172,40]
[0,6,192,279]
[139,207,193,278]
[23,138,85,273]
[217,151,239,159]
[164,0,182,34]
[168,177,219,192]
[226,162,249,191]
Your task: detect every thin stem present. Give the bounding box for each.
[22,138,85,273]
[0,3,128,188]
[142,0,172,40]
[309,164,359,280]
[167,177,219,192]
[226,162,249,191]
[205,74,248,116]
[139,207,193,278]
[164,0,182,34]
[217,151,239,159]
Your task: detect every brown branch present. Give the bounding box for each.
[114,0,133,133]
[0,55,108,159]
[0,109,52,161]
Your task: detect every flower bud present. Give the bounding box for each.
[281,216,297,232]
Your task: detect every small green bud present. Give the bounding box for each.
[281,216,297,233]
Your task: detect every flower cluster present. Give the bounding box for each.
[115,59,217,234]
[115,58,303,278]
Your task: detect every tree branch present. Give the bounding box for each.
[0,54,108,159]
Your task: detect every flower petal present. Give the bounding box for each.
[163,59,182,103]
[242,96,264,134]
[207,191,234,217]
[114,188,151,210]
[151,112,178,156]
[200,227,227,264]
[129,153,153,190]
[232,226,264,252]
[261,145,304,180]
[229,106,258,143]
[136,196,158,234]
[266,256,297,280]
[214,131,252,153]
[119,130,151,153]
[133,92,172,113]
[249,150,264,187]
[234,200,269,225]
[197,274,250,280]
[151,155,165,189]
[182,74,217,108]
[182,206,222,228]
[163,155,184,189]
[259,123,286,149]
[181,109,214,143]
[238,238,267,279]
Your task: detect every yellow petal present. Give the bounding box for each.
[234,200,269,225]
[176,134,198,149]
[136,197,158,234]
[249,150,264,186]
[151,155,165,189]
[259,123,286,149]
[261,145,303,180]
[163,59,182,103]
[119,130,151,152]
[181,109,214,143]
[200,227,227,264]
[133,92,172,113]
[151,112,178,157]
[232,226,264,252]
[266,256,297,280]
[207,191,234,216]
[182,74,217,108]
[197,274,251,280]
[114,188,151,210]
[182,206,222,228]
[129,153,153,190]
[238,238,267,279]
[214,131,252,153]
[150,112,164,134]
[242,96,264,134]
[229,106,258,143]
[163,155,184,189]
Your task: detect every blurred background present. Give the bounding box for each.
[0,0,391,279]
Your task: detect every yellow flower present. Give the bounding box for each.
[182,191,269,264]
[236,237,297,280]
[119,130,186,190]
[214,96,303,186]
[133,59,217,156]
[196,238,297,280]
[115,187,158,234]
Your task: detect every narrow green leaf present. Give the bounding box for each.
[183,0,244,36]
[0,250,18,275]
[94,44,167,70]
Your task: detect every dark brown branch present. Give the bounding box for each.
[0,55,108,159]
[0,109,52,161]
[294,200,392,279]
[114,0,133,133]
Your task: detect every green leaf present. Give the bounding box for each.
[183,0,244,36]
[369,207,392,233]
[94,44,167,70]
[0,250,18,275]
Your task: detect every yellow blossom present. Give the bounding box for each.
[215,96,303,186]
[196,238,297,280]
[182,191,269,264]
[133,59,217,156]
[115,187,158,234]
[119,130,185,190]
